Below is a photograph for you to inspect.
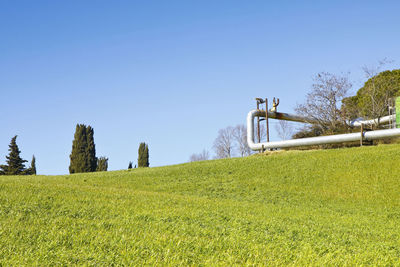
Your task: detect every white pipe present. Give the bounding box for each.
[348,115,393,127]
[253,110,395,127]
[247,110,400,151]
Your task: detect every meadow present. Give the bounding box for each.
[1,144,400,265]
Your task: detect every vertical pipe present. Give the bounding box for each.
[360,123,364,146]
[265,98,270,143]
[257,102,260,143]
[396,97,400,128]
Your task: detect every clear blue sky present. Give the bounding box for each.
[1,1,399,174]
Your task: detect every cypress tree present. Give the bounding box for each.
[29,155,36,175]
[86,126,97,172]
[69,124,97,174]
[128,161,133,169]
[138,142,149,167]
[0,136,28,175]
[69,124,88,173]
[96,157,108,172]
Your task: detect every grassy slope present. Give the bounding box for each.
[1,144,400,265]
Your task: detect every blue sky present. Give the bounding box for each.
[1,1,399,174]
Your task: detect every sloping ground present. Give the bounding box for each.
[1,144,400,265]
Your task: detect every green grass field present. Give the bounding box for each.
[1,144,400,265]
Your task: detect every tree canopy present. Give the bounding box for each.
[342,69,400,120]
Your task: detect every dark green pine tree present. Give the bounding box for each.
[96,157,108,172]
[128,161,133,169]
[138,142,149,167]
[69,124,89,174]
[86,126,97,172]
[0,136,28,175]
[30,155,36,175]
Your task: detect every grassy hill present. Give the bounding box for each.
[1,144,400,265]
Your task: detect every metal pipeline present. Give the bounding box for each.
[250,110,395,126]
[247,109,400,151]
[348,115,393,127]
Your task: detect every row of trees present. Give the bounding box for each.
[190,121,297,161]
[213,124,251,158]
[189,124,251,162]
[189,149,210,162]
[0,124,150,175]
[69,124,149,174]
[0,136,36,175]
[191,120,296,161]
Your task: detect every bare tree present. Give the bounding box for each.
[189,149,210,162]
[362,58,393,79]
[361,58,395,119]
[213,126,236,159]
[254,123,267,142]
[295,72,352,132]
[233,124,251,157]
[275,120,294,140]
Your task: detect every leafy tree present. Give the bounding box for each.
[69,124,97,174]
[138,142,149,167]
[128,161,133,169]
[343,69,400,120]
[0,136,28,175]
[341,95,360,121]
[96,157,108,172]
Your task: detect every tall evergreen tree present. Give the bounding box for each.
[144,145,149,167]
[69,124,87,174]
[138,142,149,167]
[0,136,28,175]
[128,161,133,169]
[86,126,97,172]
[96,157,108,172]
[29,155,36,175]
[69,124,97,174]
